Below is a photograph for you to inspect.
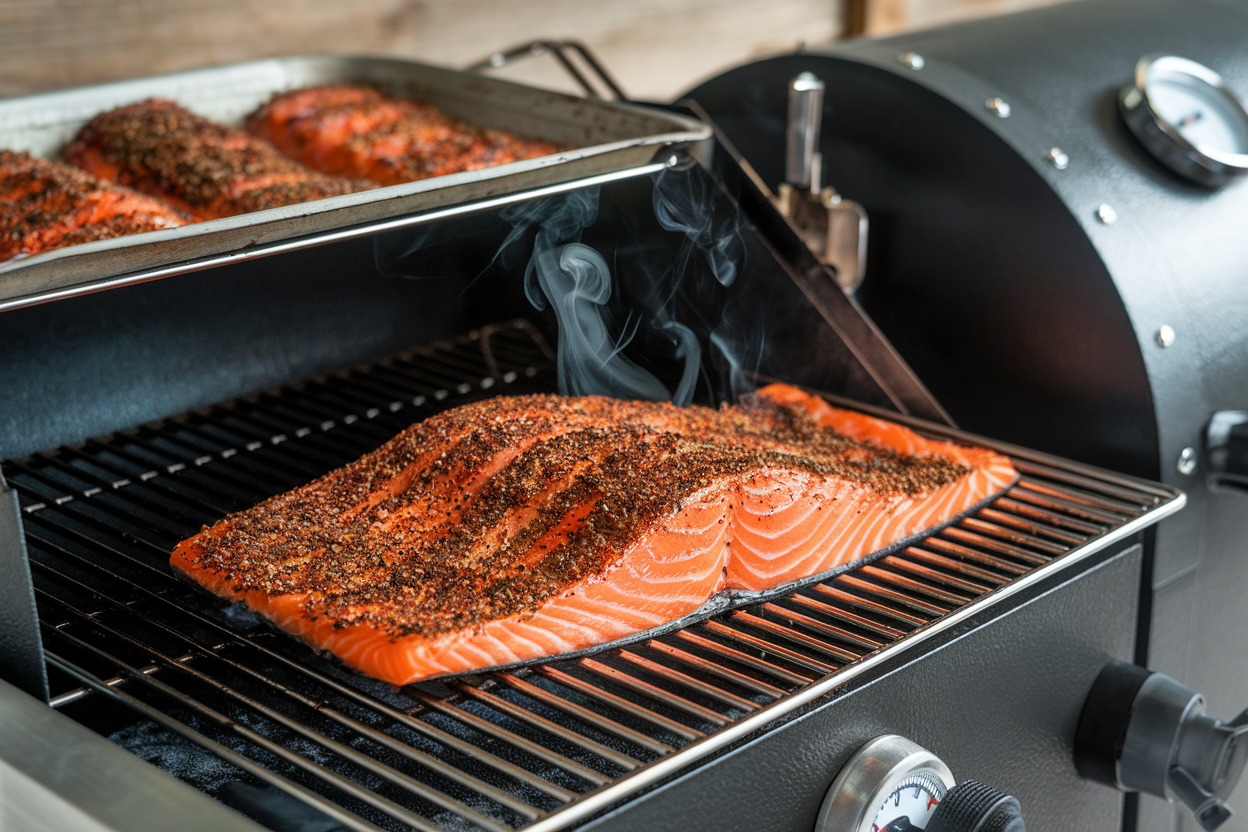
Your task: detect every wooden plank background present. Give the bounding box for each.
[0,0,1063,102]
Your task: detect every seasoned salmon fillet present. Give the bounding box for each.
[172,384,1017,685]
[245,85,561,186]
[0,150,187,261]
[63,99,372,221]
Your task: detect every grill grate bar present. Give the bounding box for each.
[728,611,859,664]
[22,514,579,805]
[578,659,730,726]
[698,621,840,676]
[496,673,676,756]
[919,538,1033,574]
[36,588,517,832]
[32,551,547,821]
[46,652,392,832]
[670,630,815,687]
[533,667,705,741]
[646,642,788,698]
[7,322,1181,832]
[450,683,643,771]
[43,624,450,832]
[783,593,908,640]
[1010,459,1168,505]
[809,583,928,627]
[856,565,970,607]
[612,651,761,712]
[901,548,1013,586]
[411,692,613,787]
[759,603,883,652]
[1009,486,1130,525]
[974,508,1087,547]
[940,525,1057,563]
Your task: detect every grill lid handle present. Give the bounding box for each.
[1075,661,1248,831]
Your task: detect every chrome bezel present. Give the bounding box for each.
[1119,54,1248,187]
[814,734,956,832]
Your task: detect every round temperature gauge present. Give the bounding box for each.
[1119,54,1248,186]
[816,735,955,832]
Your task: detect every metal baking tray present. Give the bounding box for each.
[0,55,709,310]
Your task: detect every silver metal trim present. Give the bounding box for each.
[0,163,665,314]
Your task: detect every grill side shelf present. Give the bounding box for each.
[1,321,1184,832]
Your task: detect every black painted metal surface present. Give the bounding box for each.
[685,4,1248,828]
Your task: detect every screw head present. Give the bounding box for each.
[1177,446,1198,476]
[1156,325,1176,347]
[899,52,925,70]
[1096,203,1118,224]
[1044,147,1070,170]
[986,97,1011,118]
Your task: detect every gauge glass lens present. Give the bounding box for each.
[1147,68,1248,154]
[866,772,948,832]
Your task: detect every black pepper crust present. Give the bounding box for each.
[181,393,969,638]
[0,149,187,260]
[63,99,373,220]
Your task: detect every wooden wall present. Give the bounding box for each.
[0,0,1068,102]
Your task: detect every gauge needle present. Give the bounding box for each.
[1178,110,1204,127]
[883,818,920,832]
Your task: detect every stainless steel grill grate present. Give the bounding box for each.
[2,320,1180,832]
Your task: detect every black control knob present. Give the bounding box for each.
[1075,662,1248,831]
[1207,411,1248,490]
[926,780,1025,832]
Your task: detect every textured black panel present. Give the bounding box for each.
[582,542,1142,832]
[0,476,47,702]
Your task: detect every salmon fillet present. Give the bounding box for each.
[63,99,373,221]
[172,384,1017,685]
[0,150,187,261]
[245,85,562,186]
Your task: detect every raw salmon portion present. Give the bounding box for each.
[64,99,372,221]
[172,385,1017,685]
[0,150,187,261]
[245,85,562,186]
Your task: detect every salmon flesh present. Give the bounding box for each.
[172,384,1017,685]
[245,85,562,186]
[0,149,187,261]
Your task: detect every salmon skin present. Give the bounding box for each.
[245,85,562,187]
[172,384,1018,686]
[64,99,372,221]
[0,149,187,261]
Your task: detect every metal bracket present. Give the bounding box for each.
[0,469,48,702]
[466,40,628,101]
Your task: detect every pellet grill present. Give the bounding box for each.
[0,1,1243,831]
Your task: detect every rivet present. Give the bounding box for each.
[1044,147,1069,170]
[1156,325,1176,348]
[986,97,1011,118]
[1177,446,1198,476]
[899,52,925,70]
[1096,203,1118,224]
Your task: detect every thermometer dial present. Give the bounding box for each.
[1119,54,1248,186]
[816,735,955,832]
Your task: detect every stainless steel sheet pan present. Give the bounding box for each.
[0,55,708,309]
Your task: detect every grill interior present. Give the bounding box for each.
[2,319,1174,832]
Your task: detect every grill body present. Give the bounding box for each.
[0,66,1188,832]
[687,2,1248,826]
